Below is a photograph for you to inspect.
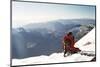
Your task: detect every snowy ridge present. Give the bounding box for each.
[12,28,95,66]
[75,28,95,52]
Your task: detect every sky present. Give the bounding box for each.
[12,1,95,28]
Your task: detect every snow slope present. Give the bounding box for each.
[12,28,95,66]
[75,28,95,52]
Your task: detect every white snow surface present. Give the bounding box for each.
[75,28,95,52]
[12,28,95,66]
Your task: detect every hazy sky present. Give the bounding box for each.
[12,1,95,28]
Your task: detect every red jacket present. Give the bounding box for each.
[63,34,75,48]
[62,34,81,52]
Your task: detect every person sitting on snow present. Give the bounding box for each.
[62,32,80,57]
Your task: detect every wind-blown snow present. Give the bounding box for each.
[12,28,95,66]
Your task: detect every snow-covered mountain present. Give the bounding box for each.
[12,19,95,59]
[12,28,95,66]
[75,28,95,52]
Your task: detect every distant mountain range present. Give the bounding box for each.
[12,19,95,59]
